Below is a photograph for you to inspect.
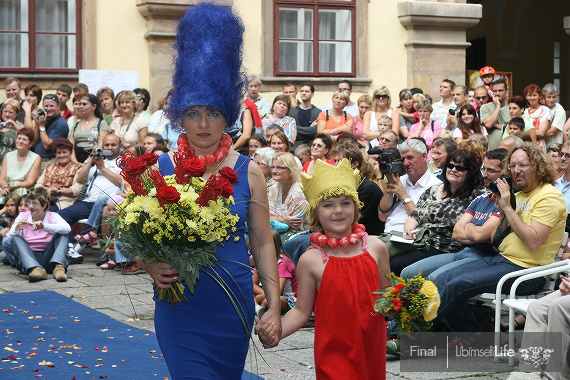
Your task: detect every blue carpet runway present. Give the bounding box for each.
[0,290,262,379]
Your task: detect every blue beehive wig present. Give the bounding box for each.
[168,2,245,128]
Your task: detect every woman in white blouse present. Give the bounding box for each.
[108,90,148,148]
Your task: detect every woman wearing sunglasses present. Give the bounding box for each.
[390,149,485,275]
[362,85,393,146]
[68,94,110,163]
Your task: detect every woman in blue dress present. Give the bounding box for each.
[134,3,282,379]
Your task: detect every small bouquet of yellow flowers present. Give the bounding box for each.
[374,273,440,333]
[112,135,240,306]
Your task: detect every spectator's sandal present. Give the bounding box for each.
[500,313,526,332]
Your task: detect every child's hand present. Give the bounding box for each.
[255,317,279,348]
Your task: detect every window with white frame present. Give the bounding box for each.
[0,0,81,73]
[275,0,355,77]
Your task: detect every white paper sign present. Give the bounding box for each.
[79,70,140,94]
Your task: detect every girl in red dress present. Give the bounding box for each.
[258,159,391,379]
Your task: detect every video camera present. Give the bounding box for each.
[91,147,113,160]
[488,174,516,210]
[368,147,405,175]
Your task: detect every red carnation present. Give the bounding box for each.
[218,166,238,184]
[140,153,159,167]
[157,186,181,205]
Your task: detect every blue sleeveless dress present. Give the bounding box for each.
[155,153,255,379]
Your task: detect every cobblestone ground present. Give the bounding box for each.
[0,248,516,379]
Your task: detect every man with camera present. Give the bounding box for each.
[378,139,441,233]
[446,85,469,128]
[481,79,510,150]
[430,143,566,333]
[57,134,123,262]
[34,94,70,170]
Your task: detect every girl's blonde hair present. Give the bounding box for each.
[377,115,393,127]
[411,93,426,104]
[437,129,453,139]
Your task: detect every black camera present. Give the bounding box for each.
[448,109,456,116]
[489,174,517,210]
[36,109,46,117]
[488,174,512,194]
[0,122,8,128]
[368,147,405,175]
[92,147,113,159]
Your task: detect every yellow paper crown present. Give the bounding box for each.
[301,159,362,214]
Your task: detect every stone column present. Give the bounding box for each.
[397,1,482,97]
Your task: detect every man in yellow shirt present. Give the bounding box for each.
[432,142,566,333]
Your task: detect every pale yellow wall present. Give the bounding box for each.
[233,0,263,78]
[368,1,408,96]
[95,0,151,90]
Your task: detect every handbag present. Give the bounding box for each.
[377,228,432,259]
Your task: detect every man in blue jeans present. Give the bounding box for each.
[57,134,122,263]
[430,143,566,333]
[401,148,508,280]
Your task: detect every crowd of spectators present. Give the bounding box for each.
[1,67,570,375]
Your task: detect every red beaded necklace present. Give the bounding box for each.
[310,223,366,248]
[178,133,232,165]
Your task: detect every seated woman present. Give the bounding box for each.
[0,128,41,197]
[35,138,83,210]
[317,90,354,141]
[302,133,334,174]
[407,100,442,151]
[108,90,148,149]
[268,152,309,236]
[390,149,485,275]
[453,104,487,143]
[261,95,297,144]
[269,131,302,170]
[68,94,110,163]
[0,98,23,163]
[7,187,70,282]
[362,86,393,145]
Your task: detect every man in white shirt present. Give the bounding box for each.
[246,74,271,115]
[378,139,441,233]
[446,85,469,128]
[57,134,123,262]
[543,83,566,146]
[431,79,456,129]
[322,80,359,117]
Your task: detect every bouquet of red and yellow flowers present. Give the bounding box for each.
[112,135,240,306]
[374,273,440,333]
